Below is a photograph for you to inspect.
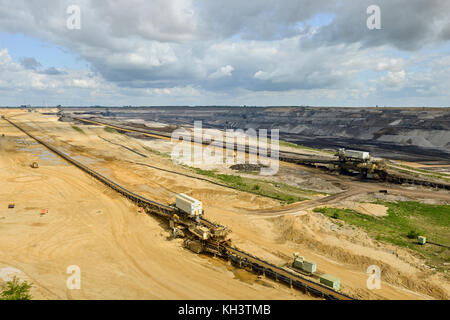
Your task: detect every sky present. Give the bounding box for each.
[0,0,449,107]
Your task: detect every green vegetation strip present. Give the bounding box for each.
[142,146,171,158]
[141,145,323,203]
[104,126,119,134]
[191,168,321,204]
[0,277,33,300]
[71,125,85,134]
[314,201,450,271]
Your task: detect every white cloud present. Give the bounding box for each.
[254,71,271,80]
[0,49,13,65]
[384,70,406,88]
[0,48,107,104]
[0,1,448,106]
[209,65,235,79]
[375,59,405,72]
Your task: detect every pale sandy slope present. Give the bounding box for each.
[0,115,309,300]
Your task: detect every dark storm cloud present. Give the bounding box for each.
[195,0,338,40]
[19,57,66,75]
[39,67,67,75]
[441,23,450,41]
[309,0,450,51]
[20,57,41,70]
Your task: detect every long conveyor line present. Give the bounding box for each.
[4,117,175,217]
[74,117,174,141]
[75,117,450,191]
[3,116,354,300]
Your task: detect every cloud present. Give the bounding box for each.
[308,0,450,51]
[254,71,271,81]
[39,67,67,75]
[18,57,67,75]
[0,0,448,106]
[195,0,337,40]
[20,57,41,70]
[0,48,104,102]
[384,70,406,89]
[209,65,235,79]
[374,59,405,72]
[440,23,450,41]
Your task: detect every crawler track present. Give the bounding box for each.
[4,116,354,300]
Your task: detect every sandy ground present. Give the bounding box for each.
[0,111,309,300]
[330,202,388,217]
[1,110,449,300]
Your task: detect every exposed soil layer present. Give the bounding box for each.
[60,106,450,163]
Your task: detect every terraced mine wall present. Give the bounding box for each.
[61,106,450,162]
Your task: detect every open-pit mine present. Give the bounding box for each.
[1,106,449,300]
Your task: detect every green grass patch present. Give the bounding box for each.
[407,230,420,239]
[314,201,450,271]
[104,126,119,134]
[0,277,33,300]
[191,167,322,204]
[142,146,171,158]
[72,125,85,134]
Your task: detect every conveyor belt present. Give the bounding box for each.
[4,117,175,218]
[223,246,353,300]
[74,117,450,190]
[74,117,173,141]
[4,116,355,300]
[384,172,450,190]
